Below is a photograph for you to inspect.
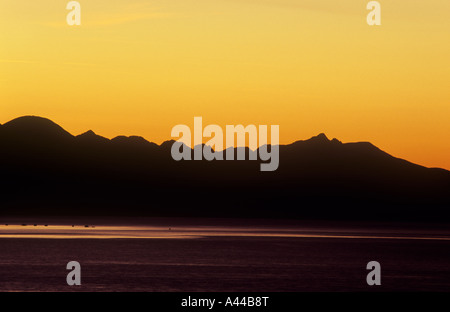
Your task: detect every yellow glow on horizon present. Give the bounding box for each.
[1,0,449,169]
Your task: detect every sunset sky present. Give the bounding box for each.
[1,0,449,169]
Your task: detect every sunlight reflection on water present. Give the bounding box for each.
[1,224,450,240]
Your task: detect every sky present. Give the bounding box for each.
[0,0,449,169]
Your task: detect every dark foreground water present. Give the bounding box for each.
[0,231,449,291]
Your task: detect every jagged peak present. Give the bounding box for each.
[331,138,342,144]
[76,130,110,144]
[310,133,330,141]
[77,130,98,137]
[83,130,96,135]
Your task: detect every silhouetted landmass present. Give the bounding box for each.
[1,116,449,221]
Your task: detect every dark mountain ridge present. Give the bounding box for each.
[1,116,449,221]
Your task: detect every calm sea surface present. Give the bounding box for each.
[0,220,449,291]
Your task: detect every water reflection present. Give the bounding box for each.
[1,224,450,240]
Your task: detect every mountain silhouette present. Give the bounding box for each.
[1,116,73,146]
[1,116,449,221]
[76,130,110,144]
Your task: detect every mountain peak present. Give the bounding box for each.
[80,130,97,137]
[331,138,342,144]
[4,115,61,128]
[2,115,73,140]
[112,135,150,145]
[309,133,330,142]
[76,130,110,144]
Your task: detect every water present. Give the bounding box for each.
[0,221,449,292]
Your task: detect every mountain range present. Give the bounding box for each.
[1,116,449,221]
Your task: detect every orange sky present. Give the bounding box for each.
[1,0,449,169]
